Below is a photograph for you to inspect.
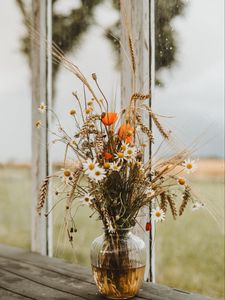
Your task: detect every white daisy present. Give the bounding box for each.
[83,158,99,176]
[88,167,106,182]
[114,152,125,162]
[192,201,205,211]
[38,102,47,113]
[124,147,137,162]
[120,141,130,152]
[59,169,74,185]
[110,162,121,172]
[80,193,94,206]
[183,158,198,174]
[151,207,165,222]
[177,177,187,190]
[145,187,154,196]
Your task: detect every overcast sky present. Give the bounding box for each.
[0,0,224,162]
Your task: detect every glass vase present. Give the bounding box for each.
[90,228,146,299]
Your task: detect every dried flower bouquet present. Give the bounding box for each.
[35,19,204,237]
[34,13,205,297]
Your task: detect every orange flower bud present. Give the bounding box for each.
[103,152,113,160]
[101,112,118,126]
[118,123,134,143]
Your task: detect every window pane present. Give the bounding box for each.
[154,1,224,299]
[0,0,32,249]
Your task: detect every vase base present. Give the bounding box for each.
[99,294,135,300]
[92,265,145,300]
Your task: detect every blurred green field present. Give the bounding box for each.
[0,167,224,299]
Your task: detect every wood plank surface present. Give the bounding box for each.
[0,244,216,300]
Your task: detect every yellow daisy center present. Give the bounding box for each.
[64,170,71,177]
[127,149,133,155]
[187,163,193,169]
[117,152,124,159]
[104,163,110,169]
[178,178,186,185]
[155,211,161,218]
[88,163,95,170]
[95,170,101,176]
[121,145,126,151]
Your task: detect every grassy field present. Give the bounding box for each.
[0,164,224,299]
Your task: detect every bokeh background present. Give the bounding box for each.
[0,1,224,299]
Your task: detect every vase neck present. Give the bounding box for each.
[104,228,132,237]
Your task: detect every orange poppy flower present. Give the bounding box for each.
[101,112,118,126]
[103,152,113,160]
[118,123,134,143]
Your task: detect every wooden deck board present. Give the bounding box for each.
[0,244,216,300]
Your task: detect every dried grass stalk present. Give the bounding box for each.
[136,113,154,141]
[160,192,168,213]
[37,177,50,215]
[179,186,191,216]
[142,104,170,139]
[131,93,150,101]
[95,133,104,154]
[151,112,170,140]
[166,194,177,219]
[128,36,136,74]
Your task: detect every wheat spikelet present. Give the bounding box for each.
[37,177,50,215]
[160,192,168,213]
[151,112,170,139]
[166,194,177,219]
[131,93,150,101]
[95,133,104,154]
[136,114,154,141]
[142,104,170,139]
[87,114,101,121]
[128,36,136,74]
[78,122,98,137]
[179,186,191,216]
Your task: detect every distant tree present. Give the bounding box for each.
[105,0,186,85]
[16,0,186,94]
[16,0,104,97]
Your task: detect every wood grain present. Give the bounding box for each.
[0,244,215,300]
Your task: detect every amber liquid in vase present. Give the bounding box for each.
[92,265,145,299]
